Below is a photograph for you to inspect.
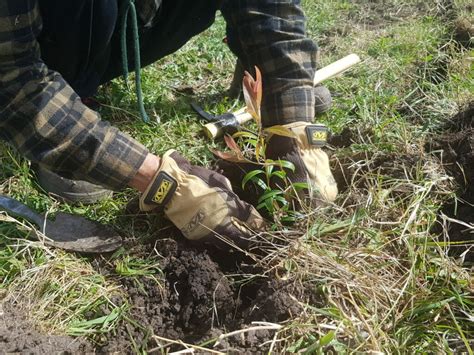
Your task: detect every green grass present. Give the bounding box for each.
[1,0,473,353]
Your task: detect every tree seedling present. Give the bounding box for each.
[212,67,306,224]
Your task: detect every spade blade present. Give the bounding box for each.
[0,195,122,253]
[41,212,122,253]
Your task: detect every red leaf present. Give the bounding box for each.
[224,134,243,157]
[255,66,262,107]
[242,66,263,126]
[210,149,246,163]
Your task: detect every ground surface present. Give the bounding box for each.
[0,0,473,353]
[0,300,92,353]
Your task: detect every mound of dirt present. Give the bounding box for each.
[97,237,306,353]
[428,103,474,260]
[0,300,92,353]
[454,17,474,48]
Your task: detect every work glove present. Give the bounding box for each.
[266,122,338,203]
[139,150,265,246]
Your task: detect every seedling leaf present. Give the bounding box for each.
[242,170,265,189]
[271,170,287,181]
[264,125,297,138]
[232,131,258,140]
[210,149,245,163]
[275,159,296,172]
[224,134,243,158]
[242,66,262,126]
[258,190,283,204]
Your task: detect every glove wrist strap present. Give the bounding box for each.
[141,170,177,210]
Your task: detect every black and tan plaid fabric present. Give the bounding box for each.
[0,1,148,190]
[136,0,162,28]
[1,0,318,190]
[221,0,318,127]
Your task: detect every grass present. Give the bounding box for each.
[0,0,473,353]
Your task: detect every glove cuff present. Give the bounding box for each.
[267,122,338,202]
[139,150,178,212]
[271,121,329,148]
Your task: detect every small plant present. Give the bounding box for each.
[114,253,164,296]
[213,67,306,223]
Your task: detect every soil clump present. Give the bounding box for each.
[97,235,305,353]
[0,300,92,353]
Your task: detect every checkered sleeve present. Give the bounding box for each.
[0,0,148,190]
[221,0,317,127]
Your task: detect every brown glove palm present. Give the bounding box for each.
[139,150,265,246]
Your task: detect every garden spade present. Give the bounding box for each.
[0,195,122,253]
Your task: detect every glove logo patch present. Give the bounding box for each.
[144,171,177,207]
[153,179,173,204]
[305,125,328,147]
[182,209,205,235]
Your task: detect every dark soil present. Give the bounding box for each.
[428,103,474,261]
[0,300,92,354]
[94,235,306,353]
[453,17,474,49]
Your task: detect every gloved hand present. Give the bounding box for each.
[266,122,338,202]
[139,150,265,246]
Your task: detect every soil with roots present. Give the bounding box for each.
[429,103,474,261]
[94,237,307,353]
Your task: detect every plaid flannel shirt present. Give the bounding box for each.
[0,0,317,190]
[0,0,148,190]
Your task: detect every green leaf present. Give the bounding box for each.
[275,159,295,172]
[265,163,274,177]
[232,131,258,140]
[291,182,309,191]
[264,198,274,212]
[253,177,268,191]
[255,137,266,161]
[410,295,458,316]
[68,308,122,335]
[271,170,287,180]
[286,336,305,353]
[256,198,275,212]
[274,195,289,207]
[245,138,258,147]
[319,331,336,346]
[258,190,283,204]
[280,215,296,223]
[264,125,297,138]
[242,170,265,189]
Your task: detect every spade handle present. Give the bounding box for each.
[205,54,361,139]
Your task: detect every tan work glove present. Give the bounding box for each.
[266,122,338,202]
[139,150,265,246]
